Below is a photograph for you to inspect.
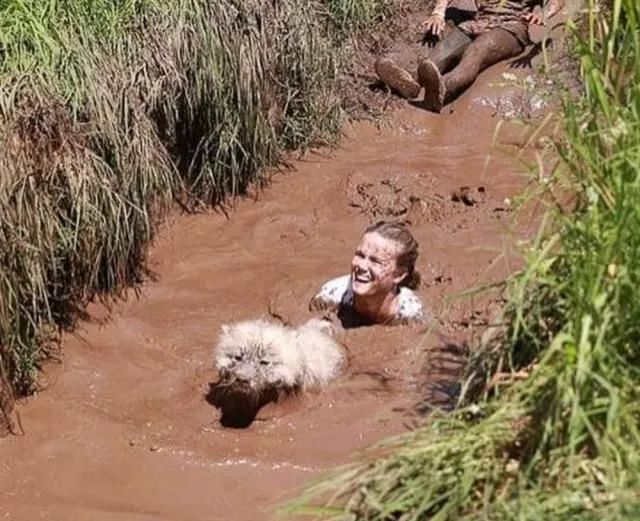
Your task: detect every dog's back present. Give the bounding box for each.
[215,318,345,392]
[296,319,345,389]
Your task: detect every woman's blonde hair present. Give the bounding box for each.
[364,221,421,290]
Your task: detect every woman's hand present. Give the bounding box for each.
[524,0,565,26]
[523,8,544,25]
[422,14,446,37]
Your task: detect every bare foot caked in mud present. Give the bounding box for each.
[374,57,422,100]
[418,59,446,112]
[211,318,345,427]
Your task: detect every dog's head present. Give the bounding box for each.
[214,320,302,396]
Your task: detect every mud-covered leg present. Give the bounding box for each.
[425,25,473,73]
[443,28,524,102]
[418,28,524,112]
[374,23,473,101]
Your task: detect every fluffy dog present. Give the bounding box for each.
[210,318,345,427]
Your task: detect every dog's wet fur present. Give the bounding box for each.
[210,318,345,427]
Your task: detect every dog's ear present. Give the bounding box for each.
[221,324,230,335]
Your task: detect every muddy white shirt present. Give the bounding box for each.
[310,275,425,327]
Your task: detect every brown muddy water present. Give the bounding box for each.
[0,65,545,520]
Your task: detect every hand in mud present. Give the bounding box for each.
[422,15,445,38]
[508,42,543,69]
[523,8,544,26]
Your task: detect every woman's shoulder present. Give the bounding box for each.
[396,287,425,321]
[309,275,350,311]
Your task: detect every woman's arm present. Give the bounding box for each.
[525,0,565,25]
[431,0,450,19]
[422,0,453,37]
[308,275,349,313]
[544,0,565,19]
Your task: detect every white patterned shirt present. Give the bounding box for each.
[310,275,425,326]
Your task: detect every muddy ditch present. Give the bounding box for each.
[0,2,574,518]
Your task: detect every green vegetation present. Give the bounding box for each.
[287,0,640,518]
[324,0,391,33]
[0,0,387,403]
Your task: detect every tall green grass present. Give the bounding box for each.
[286,0,640,518]
[324,0,392,33]
[0,0,388,404]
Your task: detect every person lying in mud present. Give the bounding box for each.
[375,0,565,112]
[310,221,424,328]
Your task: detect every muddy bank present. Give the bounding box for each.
[0,61,543,520]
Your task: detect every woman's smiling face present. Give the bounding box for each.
[351,232,406,298]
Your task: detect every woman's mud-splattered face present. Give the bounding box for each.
[351,232,407,298]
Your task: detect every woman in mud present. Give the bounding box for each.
[375,0,565,112]
[310,221,424,328]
